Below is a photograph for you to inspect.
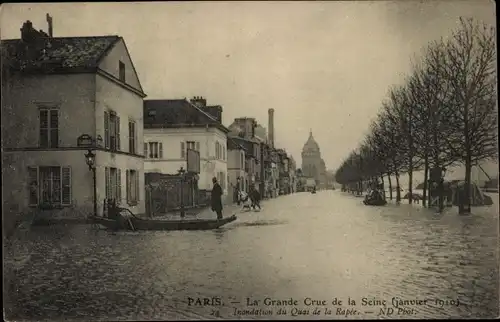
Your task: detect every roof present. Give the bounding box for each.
[2,36,120,73]
[227,137,246,151]
[230,135,257,158]
[143,99,230,133]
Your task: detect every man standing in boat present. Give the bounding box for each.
[211,177,223,220]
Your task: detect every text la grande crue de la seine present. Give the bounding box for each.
[187,296,460,308]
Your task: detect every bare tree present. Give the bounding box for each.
[406,42,460,209]
[440,17,497,214]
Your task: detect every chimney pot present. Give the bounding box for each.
[46,13,53,37]
[268,108,275,148]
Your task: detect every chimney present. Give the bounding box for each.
[268,108,275,148]
[244,119,255,139]
[190,96,207,108]
[46,13,53,37]
[20,20,34,43]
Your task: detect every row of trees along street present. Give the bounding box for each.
[334,17,497,214]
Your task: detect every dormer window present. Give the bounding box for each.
[119,61,125,82]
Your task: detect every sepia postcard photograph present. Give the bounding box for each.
[1,0,498,320]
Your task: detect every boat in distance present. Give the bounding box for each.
[363,199,387,206]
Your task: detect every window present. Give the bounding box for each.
[128,121,136,154]
[147,142,163,159]
[39,109,59,148]
[222,146,226,160]
[183,141,199,159]
[28,166,71,206]
[240,151,245,169]
[105,167,121,204]
[126,169,139,205]
[187,141,196,150]
[215,141,224,159]
[104,111,120,151]
[119,61,126,82]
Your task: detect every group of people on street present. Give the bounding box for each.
[237,186,261,211]
[210,177,262,220]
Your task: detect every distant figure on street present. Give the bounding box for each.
[238,190,252,210]
[211,177,223,219]
[250,185,261,210]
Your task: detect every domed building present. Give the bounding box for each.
[301,130,327,189]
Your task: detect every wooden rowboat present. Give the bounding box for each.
[90,212,238,231]
[363,199,387,206]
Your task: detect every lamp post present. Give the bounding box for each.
[77,134,103,217]
[178,166,186,218]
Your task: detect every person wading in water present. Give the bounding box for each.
[211,177,223,220]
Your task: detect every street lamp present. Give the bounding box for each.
[178,166,186,218]
[77,134,103,217]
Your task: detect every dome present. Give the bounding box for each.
[302,130,320,152]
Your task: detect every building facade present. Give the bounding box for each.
[288,155,298,193]
[301,130,327,189]
[143,98,229,197]
[227,138,247,203]
[2,21,147,222]
[228,118,262,193]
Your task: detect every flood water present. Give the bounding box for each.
[4,190,499,320]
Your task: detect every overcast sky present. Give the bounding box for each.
[1,1,495,171]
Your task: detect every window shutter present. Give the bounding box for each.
[159,143,163,159]
[135,171,139,202]
[116,115,121,151]
[195,141,200,152]
[181,142,185,159]
[117,169,122,205]
[50,110,59,148]
[61,167,71,205]
[144,142,148,157]
[126,170,130,204]
[128,121,136,154]
[104,111,110,149]
[28,167,39,206]
[105,167,110,200]
[39,110,48,148]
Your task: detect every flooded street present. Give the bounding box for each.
[4,191,499,320]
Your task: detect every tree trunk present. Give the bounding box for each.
[462,101,472,214]
[380,175,386,199]
[463,154,472,214]
[423,155,429,207]
[408,106,413,204]
[395,172,401,203]
[408,166,413,204]
[387,172,393,200]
